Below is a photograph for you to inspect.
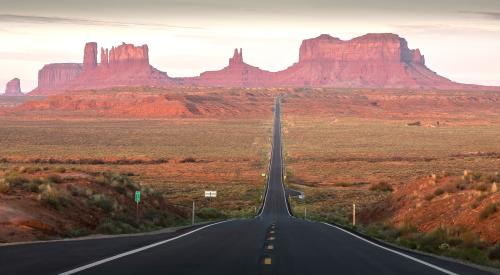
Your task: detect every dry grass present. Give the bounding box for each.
[0,118,272,218]
[283,116,500,221]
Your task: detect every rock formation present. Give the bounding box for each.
[272,33,459,89]
[3,78,24,96]
[31,64,83,94]
[83,42,98,71]
[108,43,149,68]
[181,48,272,87]
[29,34,498,95]
[30,42,174,95]
[100,47,109,67]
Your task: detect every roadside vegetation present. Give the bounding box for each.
[283,114,500,268]
[0,116,272,242]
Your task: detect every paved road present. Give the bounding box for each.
[0,99,495,275]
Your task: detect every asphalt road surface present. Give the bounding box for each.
[0,99,495,275]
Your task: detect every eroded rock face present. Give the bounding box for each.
[31,64,83,94]
[298,33,425,64]
[83,42,98,71]
[29,34,497,95]
[3,78,23,96]
[30,42,174,95]
[108,43,149,68]
[272,33,456,88]
[181,48,272,87]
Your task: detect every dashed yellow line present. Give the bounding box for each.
[263,257,272,265]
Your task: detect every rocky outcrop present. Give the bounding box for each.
[108,43,149,68]
[100,47,109,67]
[3,78,24,96]
[30,42,174,95]
[83,42,98,71]
[272,33,460,89]
[31,64,83,94]
[181,48,272,87]
[29,34,498,94]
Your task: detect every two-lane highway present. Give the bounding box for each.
[0,98,495,274]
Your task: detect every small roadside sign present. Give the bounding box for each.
[135,191,141,203]
[261,173,266,177]
[204,191,217,198]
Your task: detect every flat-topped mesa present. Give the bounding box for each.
[107,43,150,68]
[3,78,23,96]
[83,42,98,71]
[299,33,425,65]
[33,63,83,93]
[228,48,243,66]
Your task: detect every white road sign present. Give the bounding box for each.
[204,191,217,198]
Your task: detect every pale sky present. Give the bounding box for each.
[1,0,499,92]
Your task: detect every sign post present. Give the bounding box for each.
[352,203,356,227]
[204,191,217,208]
[135,191,141,221]
[192,201,195,225]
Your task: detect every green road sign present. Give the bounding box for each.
[135,191,141,203]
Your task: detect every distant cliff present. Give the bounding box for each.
[3,78,24,96]
[28,34,499,95]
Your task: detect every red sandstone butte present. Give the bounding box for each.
[270,33,465,89]
[3,78,24,96]
[181,48,272,87]
[29,33,499,95]
[30,42,175,95]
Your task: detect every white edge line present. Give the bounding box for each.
[321,222,460,275]
[279,103,293,217]
[257,98,278,218]
[58,220,231,275]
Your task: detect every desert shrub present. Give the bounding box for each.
[443,182,458,193]
[24,166,42,174]
[94,175,109,186]
[65,228,90,238]
[89,195,114,213]
[334,182,368,187]
[418,228,448,253]
[55,167,66,173]
[28,178,45,193]
[479,203,498,220]
[446,247,489,265]
[97,219,136,235]
[472,183,489,192]
[424,194,435,201]
[489,245,500,261]
[67,185,85,197]
[470,172,483,182]
[47,174,63,184]
[114,185,126,195]
[455,179,468,191]
[369,181,393,192]
[471,194,488,209]
[0,179,9,193]
[197,208,226,220]
[43,195,71,211]
[434,188,445,196]
[181,157,197,163]
[5,174,30,187]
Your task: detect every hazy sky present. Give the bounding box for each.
[1,0,500,91]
